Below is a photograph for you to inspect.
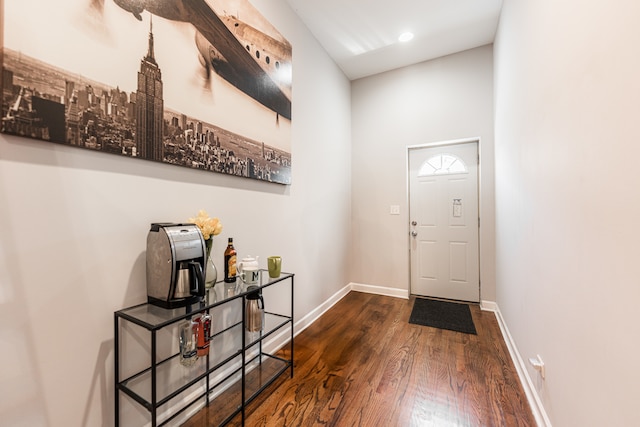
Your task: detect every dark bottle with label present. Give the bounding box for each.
[195,313,212,357]
[224,237,237,283]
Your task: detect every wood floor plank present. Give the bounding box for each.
[183,292,535,426]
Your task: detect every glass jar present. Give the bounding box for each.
[179,318,198,367]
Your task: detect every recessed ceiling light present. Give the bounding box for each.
[398,32,414,42]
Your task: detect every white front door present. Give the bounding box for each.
[409,142,479,302]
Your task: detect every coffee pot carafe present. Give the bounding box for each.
[174,260,205,299]
[245,286,264,332]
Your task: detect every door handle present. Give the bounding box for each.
[411,231,418,237]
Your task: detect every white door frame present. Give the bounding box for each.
[406,137,483,300]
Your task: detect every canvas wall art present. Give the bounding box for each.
[1,0,292,184]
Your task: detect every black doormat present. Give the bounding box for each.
[409,298,477,334]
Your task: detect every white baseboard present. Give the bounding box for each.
[294,284,352,335]
[480,300,498,311]
[349,282,410,299]
[483,302,552,427]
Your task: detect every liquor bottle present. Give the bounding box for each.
[195,313,212,357]
[224,237,237,283]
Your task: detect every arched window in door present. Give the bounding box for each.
[418,153,468,176]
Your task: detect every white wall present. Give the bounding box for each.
[351,45,496,301]
[494,0,640,425]
[0,0,352,425]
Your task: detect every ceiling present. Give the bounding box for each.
[285,0,503,80]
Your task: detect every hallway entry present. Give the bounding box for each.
[408,141,479,302]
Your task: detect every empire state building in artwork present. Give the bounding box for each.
[136,18,164,161]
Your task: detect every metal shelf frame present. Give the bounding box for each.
[115,271,294,427]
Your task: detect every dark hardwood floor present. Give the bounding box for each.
[184,291,535,426]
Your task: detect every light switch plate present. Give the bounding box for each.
[390,205,400,215]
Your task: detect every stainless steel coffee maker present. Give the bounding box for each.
[146,223,206,309]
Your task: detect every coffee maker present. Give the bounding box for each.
[146,223,206,309]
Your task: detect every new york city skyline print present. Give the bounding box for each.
[1,0,292,184]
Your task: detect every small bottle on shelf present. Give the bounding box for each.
[195,312,212,357]
[224,238,237,283]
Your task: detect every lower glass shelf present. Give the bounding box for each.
[244,354,291,405]
[121,338,242,407]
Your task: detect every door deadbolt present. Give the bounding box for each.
[411,221,417,226]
